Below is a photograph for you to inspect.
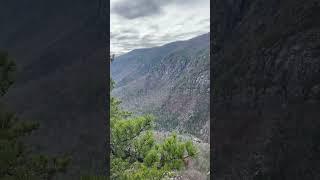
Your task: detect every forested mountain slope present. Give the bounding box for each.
[111,33,210,142]
[212,0,320,179]
[0,0,107,179]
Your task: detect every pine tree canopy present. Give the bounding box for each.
[110,79,197,180]
[0,51,71,180]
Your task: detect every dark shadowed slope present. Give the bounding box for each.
[212,0,320,179]
[0,0,107,179]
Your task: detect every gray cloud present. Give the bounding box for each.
[121,29,140,34]
[111,0,209,55]
[111,0,195,19]
[111,32,117,39]
[149,24,159,31]
[113,34,140,40]
[112,0,163,19]
[197,18,210,31]
[111,29,140,43]
[198,18,210,25]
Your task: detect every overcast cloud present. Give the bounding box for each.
[111,0,210,56]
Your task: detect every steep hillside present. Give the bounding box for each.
[0,0,107,179]
[212,0,320,179]
[111,33,210,142]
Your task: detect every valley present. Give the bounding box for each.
[111,33,210,143]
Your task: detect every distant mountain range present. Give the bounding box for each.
[111,33,210,142]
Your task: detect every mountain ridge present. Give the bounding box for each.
[111,33,210,142]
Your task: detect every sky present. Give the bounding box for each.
[110,0,210,56]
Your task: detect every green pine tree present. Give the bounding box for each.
[0,51,71,180]
[110,78,197,179]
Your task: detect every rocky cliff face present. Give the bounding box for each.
[212,0,320,179]
[111,33,210,142]
[0,1,107,179]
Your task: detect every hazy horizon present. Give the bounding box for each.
[112,32,209,57]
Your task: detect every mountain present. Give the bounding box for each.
[111,33,210,142]
[0,0,107,179]
[212,0,320,179]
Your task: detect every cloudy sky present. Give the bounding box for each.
[111,0,210,56]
